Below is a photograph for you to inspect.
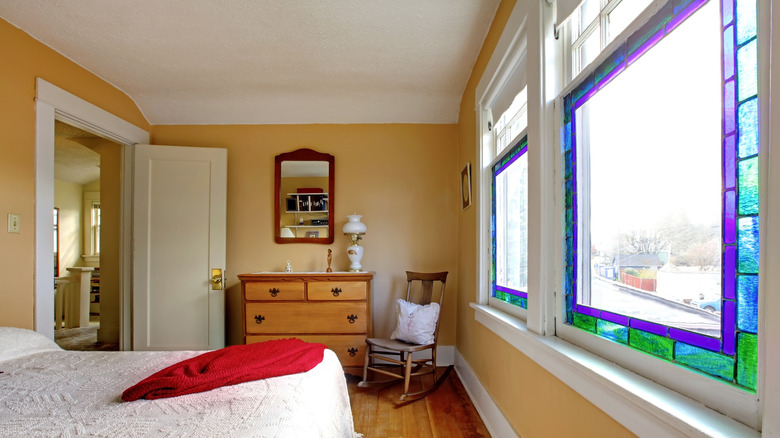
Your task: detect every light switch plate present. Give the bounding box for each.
[8,214,20,233]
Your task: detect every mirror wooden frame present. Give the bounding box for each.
[274,148,335,244]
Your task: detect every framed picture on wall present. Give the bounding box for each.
[305,231,319,238]
[461,162,472,210]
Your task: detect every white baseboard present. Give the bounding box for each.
[454,349,517,438]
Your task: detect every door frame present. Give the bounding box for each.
[35,78,149,348]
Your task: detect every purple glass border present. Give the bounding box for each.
[666,0,710,33]
[495,285,528,299]
[669,328,721,352]
[627,29,664,65]
[724,246,736,299]
[722,300,736,354]
[629,319,667,337]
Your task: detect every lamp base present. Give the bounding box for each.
[347,244,364,272]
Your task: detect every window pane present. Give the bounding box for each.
[579,0,601,34]
[496,154,528,292]
[577,1,721,336]
[607,0,654,43]
[575,30,601,74]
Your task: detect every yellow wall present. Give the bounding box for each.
[0,17,148,329]
[151,124,459,346]
[54,179,84,274]
[454,1,634,436]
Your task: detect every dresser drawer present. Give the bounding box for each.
[246,302,367,334]
[308,281,366,300]
[246,334,366,367]
[244,281,304,301]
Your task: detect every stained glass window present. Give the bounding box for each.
[561,0,759,391]
[492,135,529,309]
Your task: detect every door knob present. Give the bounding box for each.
[211,268,223,290]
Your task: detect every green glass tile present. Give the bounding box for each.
[565,179,573,208]
[565,150,572,179]
[674,343,734,381]
[597,320,628,344]
[573,313,596,333]
[563,94,572,124]
[737,39,758,101]
[736,333,758,391]
[572,75,595,104]
[565,209,573,237]
[595,44,626,85]
[737,217,759,274]
[738,98,758,158]
[629,329,674,360]
[738,157,759,215]
[627,3,673,55]
[736,0,758,45]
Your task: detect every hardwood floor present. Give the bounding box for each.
[347,368,491,438]
[54,319,118,351]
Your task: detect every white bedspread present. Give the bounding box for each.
[0,328,359,437]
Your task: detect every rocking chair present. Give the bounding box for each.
[358,271,452,401]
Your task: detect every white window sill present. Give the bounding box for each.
[470,303,758,438]
[81,254,99,263]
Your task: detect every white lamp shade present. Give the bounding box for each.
[342,214,366,234]
[280,227,295,238]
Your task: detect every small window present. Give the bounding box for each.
[491,134,528,310]
[90,201,101,255]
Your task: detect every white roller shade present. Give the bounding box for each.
[491,59,527,121]
[554,0,582,27]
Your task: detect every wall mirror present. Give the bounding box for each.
[274,148,334,244]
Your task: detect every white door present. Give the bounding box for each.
[133,144,227,350]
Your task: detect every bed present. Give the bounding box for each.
[0,327,360,437]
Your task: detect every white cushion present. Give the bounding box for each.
[390,299,440,345]
[0,327,61,362]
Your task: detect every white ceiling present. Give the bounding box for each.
[0,0,500,125]
[54,121,102,185]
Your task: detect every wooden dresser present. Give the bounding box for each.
[238,272,373,371]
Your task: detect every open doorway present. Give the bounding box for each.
[53,120,120,351]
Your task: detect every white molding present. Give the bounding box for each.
[34,100,55,339]
[34,78,149,344]
[454,349,518,438]
[35,79,148,145]
[471,303,759,438]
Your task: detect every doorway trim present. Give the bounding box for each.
[35,78,149,349]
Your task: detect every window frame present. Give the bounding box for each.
[557,0,761,425]
[475,6,529,322]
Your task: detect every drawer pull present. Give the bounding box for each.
[268,288,280,297]
[254,315,265,324]
[347,314,358,324]
[331,287,342,297]
[347,347,359,357]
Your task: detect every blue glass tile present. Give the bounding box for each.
[737,40,758,101]
[563,94,572,124]
[738,98,759,158]
[667,0,708,32]
[597,320,628,344]
[596,45,627,88]
[572,75,595,105]
[737,217,759,274]
[737,275,759,333]
[674,343,734,381]
[736,0,758,44]
[738,157,759,215]
[565,150,572,179]
[563,122,572,152]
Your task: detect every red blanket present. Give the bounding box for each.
[122,338,326,401]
